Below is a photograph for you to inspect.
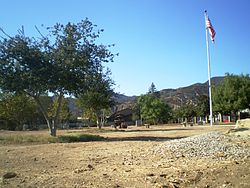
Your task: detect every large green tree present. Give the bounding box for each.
[137,94,171,125]
[0,19,115,136]
[174,103,196,123]
[212,73,250,120]
[77,76,115,129]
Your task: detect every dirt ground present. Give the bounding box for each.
[0,125,249,188]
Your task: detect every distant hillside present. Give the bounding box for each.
[115,76,224,110]
[113,93,137,111]
[159,76,224,109]
[67,76,224,114]
[113,93,137,104]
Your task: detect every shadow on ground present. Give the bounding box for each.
[106,136,187,142]
[112,128,194,133]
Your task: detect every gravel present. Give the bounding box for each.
[155,132,250,160]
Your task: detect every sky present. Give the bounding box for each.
[1,0,249,96]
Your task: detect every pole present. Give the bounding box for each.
[204,10,213,126]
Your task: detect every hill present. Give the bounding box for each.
[67,76,224,114]
[115,76,224,109]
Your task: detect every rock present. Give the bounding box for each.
[154,132,250,160]
[87,164,94,170]
[160,185,169,188]
[236,118,250,128]
[234,160,240,164]
[3,172,17,179]
[159,174,167,178]
[73,169,84,173]
[146,173,155,177]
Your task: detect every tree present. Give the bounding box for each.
[137,94,171,125]
[77,76,115,129]
[0,19,115,136]
[0,93,37,130]
[174,104,196,123]
[48,96,71,125]
[212,73,250,121]
[195,95,209,117]
[132,101,141,121]
[148,82,160,98]
[148,82,157,94]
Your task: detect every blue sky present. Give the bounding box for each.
[1,0,249,96]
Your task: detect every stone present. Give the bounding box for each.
[87,164,94,170]
[154,132,250,160]
[73,169,84,173]
[236,118,250,128]
[3,172,17,179]
[160,174,167,178]
[146,173,155,177]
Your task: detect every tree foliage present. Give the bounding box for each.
[77,77,115,128]
[0,19,116,136]
[137,94,171,125]
[0,93,37,130]
[212,73,250,115]
[173,103,196,122]
[148,82,157,94]
[195,95,209,117]
[48,96,71,124]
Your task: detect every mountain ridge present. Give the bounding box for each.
[115,76,224,109]
[67,76,224,114]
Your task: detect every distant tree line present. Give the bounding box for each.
[172,73,250,123]
[0,94,72,130]
[134,74,250,125]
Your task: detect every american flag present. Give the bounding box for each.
[206,16,216,43]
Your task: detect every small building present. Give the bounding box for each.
[108,108,134,127]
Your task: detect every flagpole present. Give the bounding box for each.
[204,10,213,126]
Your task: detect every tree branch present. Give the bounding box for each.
[0,27,12,39]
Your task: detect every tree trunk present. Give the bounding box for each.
[218,113,222,123]
[100,110,105,127]
[51,92,64,136]
[96,118,101,129]
[46,119,56,137]
[33,96,53,135]
[33,93,64,137]
[50,120,57,137]
[95,111,101,129]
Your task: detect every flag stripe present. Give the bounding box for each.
[206,17,216,43]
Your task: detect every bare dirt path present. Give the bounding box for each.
[0,125,249,188]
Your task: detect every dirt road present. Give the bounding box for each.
[0,125,249,188]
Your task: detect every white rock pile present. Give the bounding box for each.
[156,132,250,160]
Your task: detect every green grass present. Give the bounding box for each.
[0,133,105,145]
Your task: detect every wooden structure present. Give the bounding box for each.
[108,108,133,128]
